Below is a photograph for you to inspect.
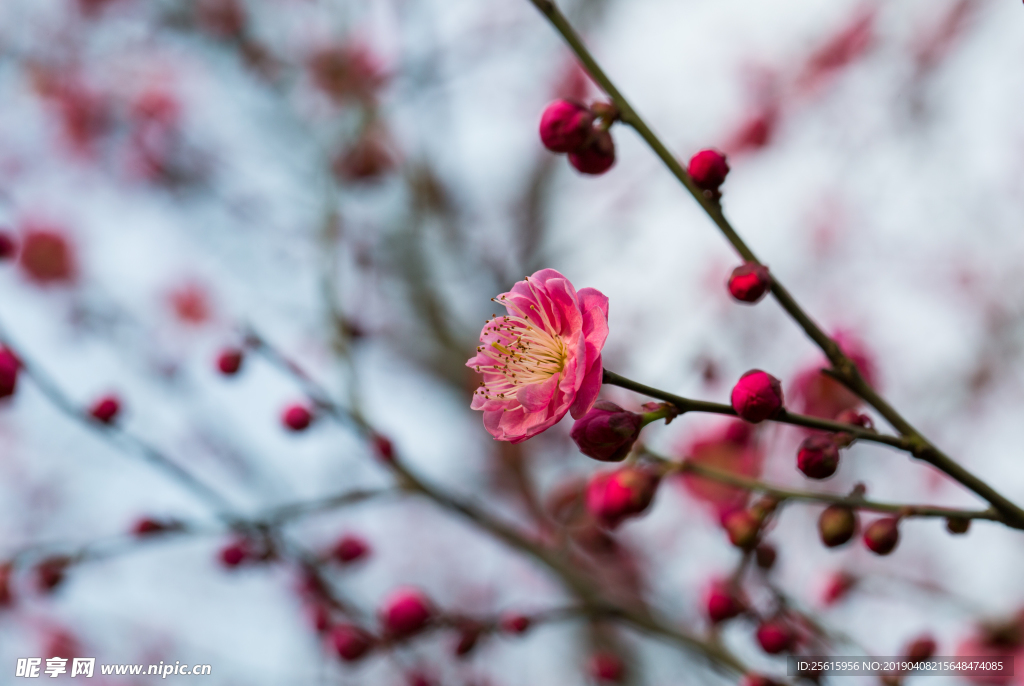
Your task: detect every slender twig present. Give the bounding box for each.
[603,369,907,450]
[524,0,1024,528]
[0,324,236,517]
[647,452,1003,524]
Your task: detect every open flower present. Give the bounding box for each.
[466,269,609,443]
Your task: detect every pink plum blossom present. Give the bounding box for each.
[466,269,609,443]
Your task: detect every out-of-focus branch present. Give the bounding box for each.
[524,0,1024,528]
[249,330,753,676]
[0,324,236,517]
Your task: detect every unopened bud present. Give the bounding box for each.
[818,505,858,548]
[688,149,730,192]
[946,516,970,535]
[588,652,625,683]
[216,347,244,375]
[331,623,375,662]
[904,634,937,661]
[568,128,616,176]
[499,612,531,635]
[89,395,121,424]
[379,587,433,639]
[723,508,760,550]
[0,348,20,399]
[756,619,796,654]
[282,404,314,432]
[797,434,840,479]
[728,263,771,303]
[706,581,744,623]
[863,517,900,555]
[332,534,371,564]
[454,621,482,657]
[731,370,784,423]
[585,466,659,529]
[539,100,594,153]
[570,400,643,462]
[755,543,777,570]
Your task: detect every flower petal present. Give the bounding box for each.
[516,373,560,413]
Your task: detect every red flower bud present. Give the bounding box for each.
[216,348,243,375]
[89,395,121,424]
[219,539,252,568]
[588,652,625,683]
[730,370,784,423]
[332,535,370,564]
[331,623,374,662]
[499,613,531,635]
[818,504,857,548]
[585,466,659,529]
[0,562,12,606]
[19,227,76,285]
[797,434,840,479]
[310,603,331,633]
[454,622,482,657]
[569,129,615,175]
[282,404,313,432]
[946,516,970,535]
[723,508,760,550]
[132,517,180,537]
[687,149,730,191]
[379,587,433,638]
[706,581,744,623]
[755,543,777,569]
[728,263,771,303]
[0,348,19,399]
[0,232,16,260]
[570,400,644,462]
[36,556,71,592]
[904,634,937,661]
[756,620,796,654]
[822,571,857,605]
[372,433,394,462]
[863,517,900,555]
[539,100,594,153]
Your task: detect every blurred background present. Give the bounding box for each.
[0,0,1023,683]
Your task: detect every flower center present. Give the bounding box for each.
[472,297,567,402]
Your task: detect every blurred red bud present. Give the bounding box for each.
[797,434,840,479]
[332,535,371,564]
[379,587,433,638]
[588,652,625,683]
[818,504,858,548]
[331,623,374,661]
[756,620,796,654]
[282,404,314,432]
[89,395,121,424]
[723,508,760,549]
[217,348,244,375]
[863,517,900,555]
[585,466,659,529]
